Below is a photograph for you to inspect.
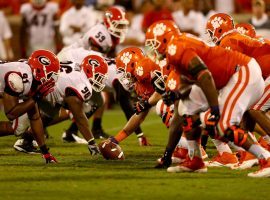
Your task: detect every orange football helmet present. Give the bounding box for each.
[116,47,144,91]
[206,13,235,44]
[81,54,108,92]
[28,49,60,83]
[145,20,180,58]
[235,23,256,38]
[104,7,129,43]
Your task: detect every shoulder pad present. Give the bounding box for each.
[4,72,24,96]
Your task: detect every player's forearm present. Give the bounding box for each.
[4,97,36,121]
[148,92,162,106]
[123,111,149,135]
[74,114,93,141]
[197,70,219,108]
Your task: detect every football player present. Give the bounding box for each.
[58,7,149,145]
[20,0,59,57]
[206,13,270,169]
[14,54,108,155]
[146,20,270,177]
[0,49,59,163]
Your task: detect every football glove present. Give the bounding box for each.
[162,91,181,106]
[161,111,173,128]
[133,100,152,115]
[32,79,55,101]
[42,153,57,163]
[88,143,100,155]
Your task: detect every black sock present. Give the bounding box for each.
[201,134,209,150]
[21,132,34,144]
[40,145,49,154]
[67,122,78,134]
[92,118,102,130]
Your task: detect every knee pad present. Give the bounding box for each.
[224,126,248,146]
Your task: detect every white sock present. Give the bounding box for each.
[248,144,270,159]
[248,132,258,143]
[212,139,232,154]
[228,141,245,152]
[178,136,188,149]
[262,135,270,144]
[187,140,202,159]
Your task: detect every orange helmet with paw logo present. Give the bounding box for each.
[206,13,235,44]
[145,20,180,58]
[116,47,144,91]
[235,23,256,38]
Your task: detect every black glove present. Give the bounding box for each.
[205,106,220,134]
[155,148,173,168]
[32,79,55,101]
[133,100,152,114]
[151,71,166,94]
[162,91,181,106]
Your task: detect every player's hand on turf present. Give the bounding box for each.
[33,79,55,101]
[133,100,151,114]
[88,143,100,155]
[162,91,180,106]
[42,153,57,163]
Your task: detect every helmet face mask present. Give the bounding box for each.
[90,72,107,92]
[31,0,46,8]
[151,70,166,93]
[117,68,135,91]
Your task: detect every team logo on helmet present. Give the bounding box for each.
[136,66,144,76]
[236,27,246,35]
[168,44,177,56]
[88,59,100,67]
[167,78,177,90]
[155,58,167,68]
[120,52,132,65]
[153,23,166,36]
[38,56,51,66]
[211,17,224,29]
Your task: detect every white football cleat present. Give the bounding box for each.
[62,132,87,144]
[248,158,270,178]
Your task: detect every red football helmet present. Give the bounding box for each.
[104,7,129,43]
[206,13,235,44]
[81,54,108,92]
[116,47,144,91]
[235,23,256,38]
[28,49,60,83]
[145,20,180,58]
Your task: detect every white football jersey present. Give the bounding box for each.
[45,61,92,106]
[57,47,119,91]
[61,23,114,54]
[0,61,33,97]
[20,2,58,51]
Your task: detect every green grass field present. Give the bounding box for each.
[0,108,269,200]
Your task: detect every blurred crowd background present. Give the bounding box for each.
[1,0,270,61]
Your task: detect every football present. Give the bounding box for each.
[98,140,125,160]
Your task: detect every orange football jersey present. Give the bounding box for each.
[220,32,270,79]
[134,82,155,100]
[166,33,251,89]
